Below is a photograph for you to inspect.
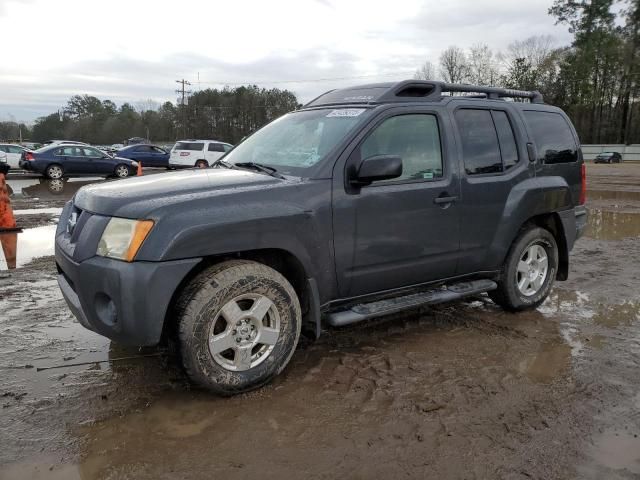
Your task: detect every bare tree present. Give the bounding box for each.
[439,46,469,84]
[468,44,500,86]
[414,60,438,80]
[500,35,555,71]
[135,99,161,113]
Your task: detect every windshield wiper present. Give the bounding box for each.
[234,162,285,179]
[211,159,236,169]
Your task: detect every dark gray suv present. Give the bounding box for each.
[55,80,587,395]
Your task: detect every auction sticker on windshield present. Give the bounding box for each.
[326,109,366,118]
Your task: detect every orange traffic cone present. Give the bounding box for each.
[137,161,143,176]
[0,232,17,269]
[0,167,19,232]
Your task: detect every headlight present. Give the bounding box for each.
[96,218,154,261]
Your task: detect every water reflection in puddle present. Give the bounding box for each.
[588,431,640,474]
[586,208,640,240]
[588,189,640,202]
[0,225,57,270]
[518,341,571,384]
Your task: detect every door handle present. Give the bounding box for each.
[434,195,458,205]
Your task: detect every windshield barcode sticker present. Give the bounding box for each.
[326,109,366,118]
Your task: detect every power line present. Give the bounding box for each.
[195,71,417,86]
[175,79,192,138]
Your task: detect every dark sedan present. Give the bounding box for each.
[116,144,170,168]
[594,152,622,164]
[19,145,138,179]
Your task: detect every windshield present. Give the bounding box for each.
[223,108,370,174]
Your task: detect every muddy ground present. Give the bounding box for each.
[1,166,639,479]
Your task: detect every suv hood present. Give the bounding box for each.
[74,168,283,218]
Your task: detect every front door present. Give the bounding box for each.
[333,109,461,298]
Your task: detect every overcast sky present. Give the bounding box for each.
[0,0,571,123]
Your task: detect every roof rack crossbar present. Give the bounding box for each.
[440,83,543,103]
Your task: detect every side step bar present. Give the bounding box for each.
[326,279,497,327]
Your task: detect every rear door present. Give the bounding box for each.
[332,107,461,297]
[55,146,83,173]
[452,105,533,274]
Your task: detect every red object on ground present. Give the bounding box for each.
[0,232,17,269]
[137,162,143,176]
[0,170,18,232]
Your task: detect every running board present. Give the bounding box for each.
[326,279,497,327]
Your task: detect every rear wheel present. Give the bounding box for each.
[489,226,558,311]
[176,260,301,395]
[195,160,208,168]
[114,164,131,178]
[45,164,63,179]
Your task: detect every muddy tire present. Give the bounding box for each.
[489,226,558,311]
[45,164,64,179]
[176,260,301,395]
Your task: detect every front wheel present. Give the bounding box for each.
[489,226,558,311]
[176,260,301,395]
[114,164,131,178]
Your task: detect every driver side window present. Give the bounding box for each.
[360,114,443,182]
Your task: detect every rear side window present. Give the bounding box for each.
[208,143,225,152]
[175,142,204,151]
[455,109,520,175]
[524,111,577,164]
[492,111,519,170]
[223,144,232,152]
[455,109,502,175]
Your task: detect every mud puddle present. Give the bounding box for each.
[583,431,640,476]
[0,225,57,270]
[586,208,640,240]
[13,207,63,215]
[588,189,640,202]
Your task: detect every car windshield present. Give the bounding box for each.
[223,108,371,174]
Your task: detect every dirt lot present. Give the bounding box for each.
[1,166,640,479]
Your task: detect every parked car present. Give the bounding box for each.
[126,137,147,146]
[20,145,138,179]
[55,80,587,395]
[41,139,88,147]
[594,151,621,164]
[0,144,28,169]
[117,144,170,168]
[169,140,233,168]
[0,150,7,168]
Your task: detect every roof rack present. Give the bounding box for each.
[304,80,544,107]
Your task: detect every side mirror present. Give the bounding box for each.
[352,155,403,185]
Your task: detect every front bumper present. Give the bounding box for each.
[55,225,201,346]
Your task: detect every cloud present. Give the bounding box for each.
[0,0,571,122]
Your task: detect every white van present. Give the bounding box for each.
[169,140,233,168]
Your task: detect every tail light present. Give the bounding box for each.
[579,162,586,205]
[25,152,34,161]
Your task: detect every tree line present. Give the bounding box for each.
[3,85,299,146]
[415,0,640,144]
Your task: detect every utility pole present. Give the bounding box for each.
[176,79,192,138]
